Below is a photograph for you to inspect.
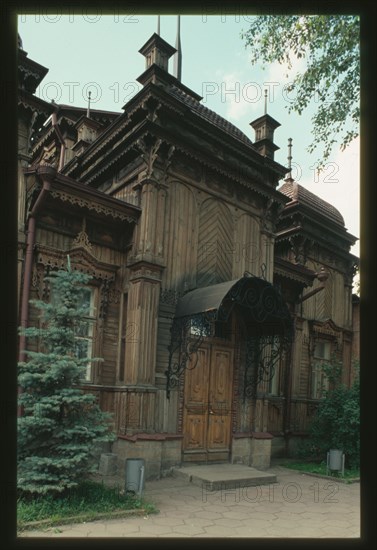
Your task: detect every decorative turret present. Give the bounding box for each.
[250,90,281,160]
[72,115,102,155]
[139,32,177,73]
[135,26,201,103]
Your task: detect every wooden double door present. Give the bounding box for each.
[182,343,234,463]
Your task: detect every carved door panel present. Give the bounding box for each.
[207,348,233,462]
[183,344,234,463]
[183,346,210,462]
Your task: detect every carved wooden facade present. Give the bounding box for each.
[17,33,359,474]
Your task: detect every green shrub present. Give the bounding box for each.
[17,480,155,528]
[304,361,360,468]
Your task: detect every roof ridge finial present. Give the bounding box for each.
[86,90,91,119]
[288,137,293,177]
[264,89,268,115]
[284,137,297,189]
[157,15,160,36]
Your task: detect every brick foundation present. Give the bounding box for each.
[112,434,182,480]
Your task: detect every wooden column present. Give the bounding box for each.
[132,178,167,263]
[123,263,162,385]
[123,176,167,386]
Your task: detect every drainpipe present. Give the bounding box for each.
[18,109,65,396]
[18,164,57,416]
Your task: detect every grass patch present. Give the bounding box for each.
[280,460,360,480]
[17,479,157,531]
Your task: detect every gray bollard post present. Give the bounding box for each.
[125,458,145,496]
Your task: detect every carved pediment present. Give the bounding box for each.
[36,237,118,282]
[311,318,342,337]
[32,142,59,169]
[71,227,93,254]
[310,318,343,352]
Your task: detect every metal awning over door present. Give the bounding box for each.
[166,274,293,398]
[175,274,293,336]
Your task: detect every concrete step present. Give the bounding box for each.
[173,464,277,491]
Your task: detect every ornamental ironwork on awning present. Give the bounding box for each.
[166,274,293,399]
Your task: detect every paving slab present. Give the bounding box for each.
[173,464,277,490]
[19,465,360,539]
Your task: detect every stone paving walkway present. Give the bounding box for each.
[19,465,360,539]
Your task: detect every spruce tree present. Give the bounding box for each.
[18,264,115,496]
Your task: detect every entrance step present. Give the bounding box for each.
[173,464,277,491]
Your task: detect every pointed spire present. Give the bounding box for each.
[288,138,293,176]
[157,15,160,36]
[285,138,295,183]
[86,90,91,119]
[173,15,182,81]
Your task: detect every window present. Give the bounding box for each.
[311,341,331,398]
[49,282,97,381]
[314,342,331,362]
[189,314,212,337]
[75,287,96,382]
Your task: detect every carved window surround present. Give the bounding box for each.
[35,244,118,282]
[310,319,343,347]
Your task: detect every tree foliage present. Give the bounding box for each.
[241,15,360,167]
[18,266,115,497]
[305,360,360,468]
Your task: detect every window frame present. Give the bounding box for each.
[74,285,97,382]
[311,340,331,399]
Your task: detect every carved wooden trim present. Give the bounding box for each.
[136,136,162,180]
[99,279,110,319]
[31,264,49,300]
[50,190,137,223]
[36,244,117,282]
[78,119,132,166]
[160,288,182,306]
[108,287,121,304]
[288,235,315,266]
[72,227,93,253]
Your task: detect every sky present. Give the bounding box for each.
[18,13,360,257]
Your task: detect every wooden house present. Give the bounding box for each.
[17,31,359,478]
